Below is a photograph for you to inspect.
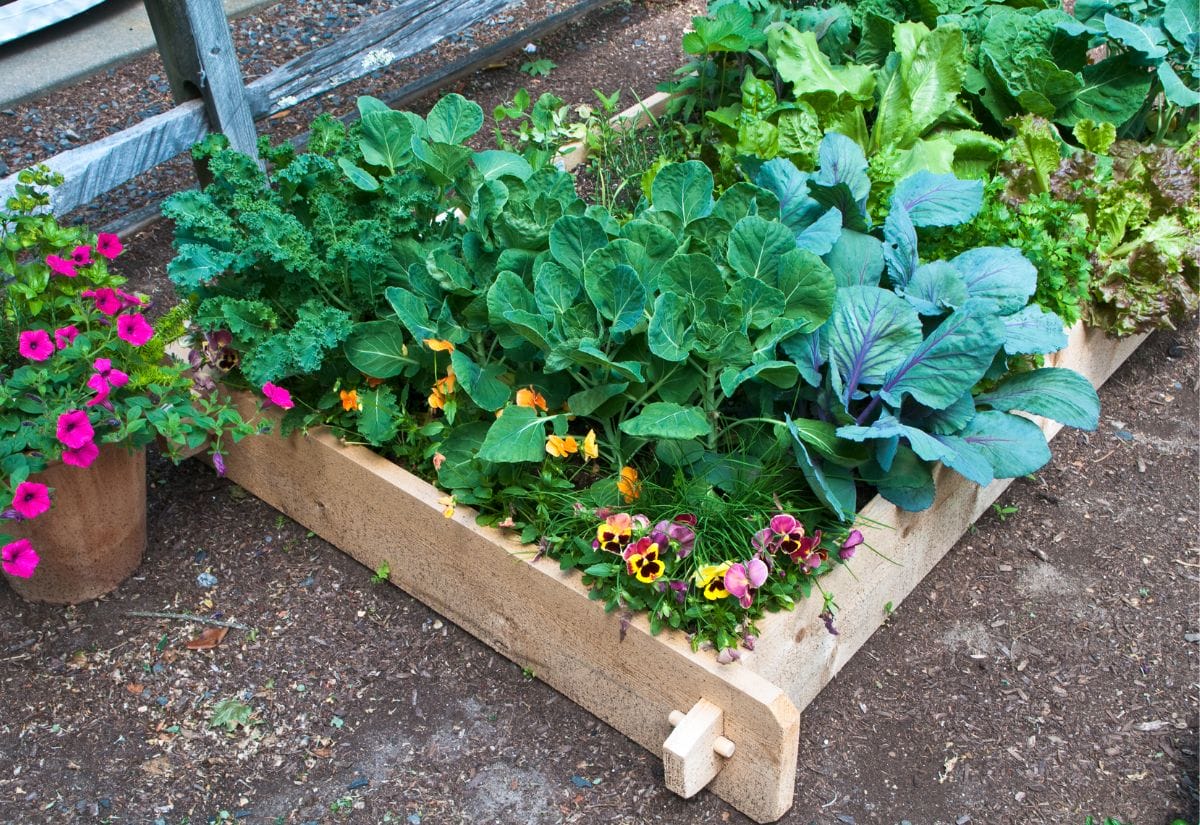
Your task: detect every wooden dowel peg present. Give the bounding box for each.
[663,699,736,798]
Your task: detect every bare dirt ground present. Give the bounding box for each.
[0,1,1197,823]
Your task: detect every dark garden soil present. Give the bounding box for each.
[1,1,1198,823]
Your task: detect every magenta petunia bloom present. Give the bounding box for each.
[70,245,93,266]
[96,232,123,260]
[85,373,112,409]
[2,538,39,578]
[62,440,100,468]
[82,288,122,316]
[54,325,80,350]
[12,481,51,519]
[93,358,129,388]
[116,313,153,346]
[116,289,145,308]
[56,409,94,450]
[18,329,54,361]
[261,382,294,409]
[46,254,79,277]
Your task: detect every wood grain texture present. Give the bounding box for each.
[219,396,800,823]
[741,323,1149,711]
[664,699,728,799]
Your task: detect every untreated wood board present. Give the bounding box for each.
[220,397,800,824]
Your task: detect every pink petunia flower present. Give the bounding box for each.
[46,254,79,277]
[82,288,123,316]
[54,325,80,349]
[70,245,93,266]
[12,481,51,519]
[62,440,100,468]
[18,329,54,361]
[116,313,153,346]
[261,382,294,409]
[2,538,39,578]
[93,358,129,388]
[56,409,94,450]
[96,232,123,260]
[85,373,112,409]
[116,289,145,308]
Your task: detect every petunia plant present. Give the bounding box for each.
[0,167,260,580]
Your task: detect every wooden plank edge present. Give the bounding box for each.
[742,323,1150,710]
[218,396,799,823]
[557,89,674,172]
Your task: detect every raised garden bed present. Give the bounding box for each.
[216,320,1145,822]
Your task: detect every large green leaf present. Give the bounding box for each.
[472,150,532,181]
[450,350,511,412]
[168,244,234,291]
[961,410,1051,478]
[878,299,1007,409]
[425,93,484,144]
[478,406,554,463]
[647,293,696,362]
[619,402,711,439]
[784,416,868,467]
[951,247,1037,314]
[838,413,993,486]
[660,254,726,305]
[533,261,581,318]
[863,446,937,511]
[566,382,628,417]
[726,216,795,282]
[584,262,646,336]
[343,320,417,379]
[1103,13,1168,59]
[359,109,416,173]
[1056,53,1154,128]
[769,26,875,103]
[358,387,402,444]
[974,367,1099,429]
[872,23,966,150]
[337,158,380,191]
[768,249,836,332]
[718,361,799,397]
[826,286,924,396]
[550,215,609,274]
[384,286,437,342]
[650,161,715,225]
[790,435,857,521]
[823,231,884,288]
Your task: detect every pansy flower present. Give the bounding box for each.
[724,558,769,608]
[46,254,78,277]
[95,232,123,260]
[18,329,54,361]
[516,387,547,412]
[581,429,599,461]
[617,466,640,503]
[694,562,733,601]
[594,520,631,553]
[623,537,665,583]
[423,338,455,352]
[788,530,825,570]
[652,516,696,558]
[339,389,361,411]
[117,313,154,346]
[840,529,864,560]
[56,409,94,450]
[427,367,456,411]
[545,434,578,458]
[12,481,51,519]
[2,538,39,578]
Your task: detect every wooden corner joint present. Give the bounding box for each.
[663,698,736,799]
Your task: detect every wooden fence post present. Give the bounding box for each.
[142,0,261,171]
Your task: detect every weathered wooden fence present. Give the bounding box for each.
[0,0,612,217]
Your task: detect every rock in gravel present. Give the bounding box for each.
[197,572,218,588]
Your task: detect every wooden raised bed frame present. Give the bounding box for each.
[219,319,1145,822]
[213,82,1148,825]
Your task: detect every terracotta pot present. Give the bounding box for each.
[4,445,147,604]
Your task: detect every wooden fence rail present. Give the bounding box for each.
[0,0,598,216]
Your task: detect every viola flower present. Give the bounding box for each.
[432,452,446,471]
[423,338,455,352]
[515,386,548,412]
[82,288,123,316]
[617,466,640,503]
[694,562,733,601]
[56,409,94,449]
[93,358,129,389]
[117,313,154,346]
[652,517,696,558]
[340,389,361,412]
[594,521,631,553]
[579,429,599,461]
[54,325,80,350]
[18,329,54,361]
[95,232,123,260]
[622,537,665,583]
[788,530,826,570]
[724,558,769,608]
[262,382,294,410]
[656,578,688,604]
[2,538,39,578]
[840,529,864,560]
[46,254,78,277]
[439,494,456,519]
[12,481,51,519]
[427,367,456,411]
[545,434,578,458]
[70,245,93,266]
[212,452,226,478]
[62,440,100,468]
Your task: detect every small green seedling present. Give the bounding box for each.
[371,562,390,584]
[992,503,1019,522]
[520,58,556,77]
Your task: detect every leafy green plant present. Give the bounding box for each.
[520,58,557,78]
[492,88,584,170]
